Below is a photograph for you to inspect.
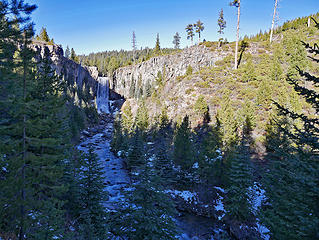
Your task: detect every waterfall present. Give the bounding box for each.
[96,77,110,114]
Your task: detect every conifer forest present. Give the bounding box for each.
[0,0,318,239]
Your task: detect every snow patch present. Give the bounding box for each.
[248,182,267,215]
[256,219,270,240]
[192,162,199,169]
[213,186,225,220]
[165,190,198,203]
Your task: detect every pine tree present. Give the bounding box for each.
[71,47,76,61]
[173,32,181,49]
[0,5,38,238]
[154,33,161,54]
[134,100,149,132]
[121,102,134,134]
[173,115,194,170]
[224,122,252,223]
[127,128,145,169]
[110,113,125,153]
[36,27,50,42]
[112,167,178,239]
[24,46,69,239]
[217,8,227,47]
[78,148,108,240]
[230,0,241,69]
[242,56,256,82]
[65,45,70,58]
[195,19,204,43]
[185,24,194,45]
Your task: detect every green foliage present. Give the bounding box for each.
[135,100,149,132]
[71,47,77,61]
[173,32,181,49]
[173,115,194,170]
[127,128,145,169]
[218,8,226,35]
[217,92,239,147]
[195,19,204,42]
[110,113,126,153]
[194,95,209,120]
[185,24,195,44]
[284,32,308,77]
[112,168,178,239]
[225,141,252,223]
[36,27,54,44]
[186,65,193,76]
[241,56,256,82]
[65,45,70,58]
[122,102,134,134]
[257,79,272,107]
[77,148,108,240]
[154,33,161,54]
[260,21,319,239]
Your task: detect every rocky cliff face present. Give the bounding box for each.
[32,41,99,95]
[110,45,229,99]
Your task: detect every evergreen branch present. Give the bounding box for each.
[287,76,319,111]
[273,102,319,127]
[301,41,319,55]
[310,17,319,29]
[296,66,319,86]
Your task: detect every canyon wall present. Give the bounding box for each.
[32,41,99,95]
[110,45,229,99]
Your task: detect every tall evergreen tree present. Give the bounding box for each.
[0,2,37,238]
[154,33,161,54]
[65,45,70,59]
[185,24,194,45]
[134,100,149,132]
[173,32,181,49]
[173,115,194,170]
[112,167,178,240]
[195,19,204,43]
[71,47,76,61]
[77,148,108,240]
[224,122,252,224]
[218,8,227,47]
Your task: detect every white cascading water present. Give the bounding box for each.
[96,77,110,114]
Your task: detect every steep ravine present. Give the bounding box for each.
[76,108,221,240]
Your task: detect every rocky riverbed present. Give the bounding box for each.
[76,111,226,240]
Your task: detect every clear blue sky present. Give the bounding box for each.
[29,0,318,55]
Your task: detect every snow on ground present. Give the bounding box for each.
[213,187,225,220]
[165,190,198,203]
[192,162,199,169]
[247,182,270,240]
[256,219,270,240]
[248,182,267,214]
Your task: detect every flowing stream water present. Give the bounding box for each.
[77,77,217,239]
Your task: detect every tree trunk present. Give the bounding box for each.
[308,17,311,27]
[234,0,241,69]
[270,0,278,43]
